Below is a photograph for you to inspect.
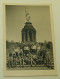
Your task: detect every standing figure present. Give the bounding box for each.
[39,49,43,64]
[29,53,33,67]
[19,56,22,67]
[42,49,46,64]
[8,50,13,68]
[23,45,30,56]
[14,47,20,67]
[13,53,16,67]
[21,56,24,67]
[45,50,51,67]
[29,53,36,67]
[31,44,37,54]
[25,10,31,22]
[19,48,24,67]
[36,44,41,65]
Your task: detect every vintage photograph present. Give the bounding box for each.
[4,4,57,76]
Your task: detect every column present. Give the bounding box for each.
[23,32,26,42]
[27,30,30,42]
[31,32,34,42]
[34,32,36,42]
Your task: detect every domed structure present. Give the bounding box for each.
[21,22,36,43]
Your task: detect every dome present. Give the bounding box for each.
[22,22,36,32]
[21,22,36,43]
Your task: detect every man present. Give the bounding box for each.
[14,47,20,67]
[19,48,23,57]
[45,50,51,67]
[13,53,16,67]
[29,53,33,67]
[8,50,13,68]
[14,47,19,57]
[42,49,46,64]
[23,45,30,56]
[31,44,37,54]
[36,44,41,65]
[18,55,22,67]
[21,56,24,67]
[29,53,36,67]
[19,48,24,67]
[38,49,43,65]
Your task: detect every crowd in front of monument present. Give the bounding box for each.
[7,43,53,69]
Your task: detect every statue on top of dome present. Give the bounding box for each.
[25,10,31,22]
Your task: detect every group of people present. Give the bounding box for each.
[7,44,52,68]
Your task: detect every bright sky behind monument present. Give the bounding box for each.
[6,5,52,42]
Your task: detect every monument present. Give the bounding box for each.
[21,10,36,43]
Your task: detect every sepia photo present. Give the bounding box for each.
[3,4,57,76]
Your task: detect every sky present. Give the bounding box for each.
[6,5,52,42]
